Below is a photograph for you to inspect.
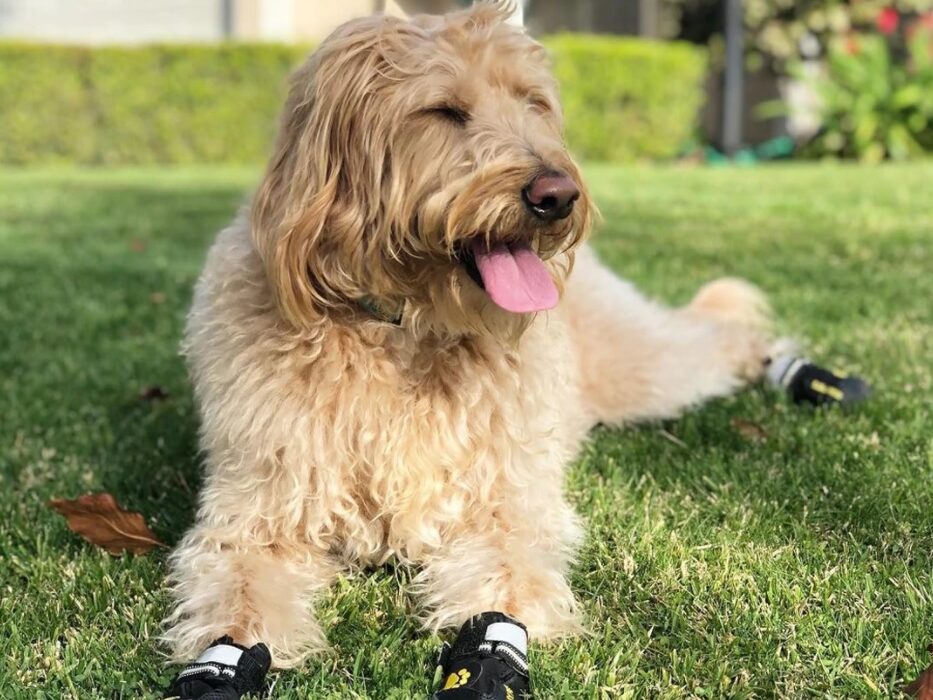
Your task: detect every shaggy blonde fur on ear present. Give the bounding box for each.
[163,1,777,669]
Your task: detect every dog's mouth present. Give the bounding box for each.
[455,238,559,314]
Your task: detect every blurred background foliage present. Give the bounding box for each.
[0,43,301,165]
[547,35,707,161]
[0,1,931,164]
[0,37,707,165]
[796,23,933,161]
[663,0,932,66]
[660,0,933,162]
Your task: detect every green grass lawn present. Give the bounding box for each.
[0,163,931,699]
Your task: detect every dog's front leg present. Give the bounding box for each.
[162,524,339,698]
[415,494,584,641]
[415,492,582,698]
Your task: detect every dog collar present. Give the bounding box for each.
[356,296,403,326]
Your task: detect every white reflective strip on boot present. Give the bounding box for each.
[484,622,528,656]
[767,355,808,388]
[194,644,244,668]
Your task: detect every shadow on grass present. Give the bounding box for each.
[2,182,250,547]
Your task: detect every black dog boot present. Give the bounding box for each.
[165,636,271,700]
[431,612,531,700]
[767,355,871,407]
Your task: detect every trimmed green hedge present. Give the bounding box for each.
[0,37,706,165]
[0,43,304,165]
[547,35,707,162]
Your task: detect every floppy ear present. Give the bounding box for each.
[251,16,409,329]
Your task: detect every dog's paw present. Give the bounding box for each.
[689,277,772,331]
[431,612,532,700]
[165,637,270,700]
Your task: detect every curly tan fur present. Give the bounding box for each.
[163,1,775,669]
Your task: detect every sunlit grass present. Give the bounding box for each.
[0,163,930,698]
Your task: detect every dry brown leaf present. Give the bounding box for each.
[48,493,165,555]
[139,385,169,401]
[149,292,166,305]
[905,646,933,698]
[730,417,768,442]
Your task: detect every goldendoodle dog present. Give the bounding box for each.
[163,3,773,697]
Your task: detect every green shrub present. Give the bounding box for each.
[0,44,97,164]
[0,43,305,165]
[545,35,707,162]
[0,37,707,165]
[803,26,933,162]
[764,15,933,163]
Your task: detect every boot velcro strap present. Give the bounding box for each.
[176,644,242,682]
[174,642,268,695]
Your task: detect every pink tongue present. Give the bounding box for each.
[471,239,559,313]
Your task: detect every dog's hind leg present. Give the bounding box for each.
[563,245,775,426]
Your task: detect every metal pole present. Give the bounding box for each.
[575,0,595,33]
[723,0,744,155]
[220,0,234,39]
[639,0,659,38]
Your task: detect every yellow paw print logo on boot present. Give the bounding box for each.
[443,668,471,689]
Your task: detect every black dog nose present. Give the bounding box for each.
[522,171,580,221]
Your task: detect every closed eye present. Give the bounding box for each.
[528,95,552,114]
[424,104,469,126]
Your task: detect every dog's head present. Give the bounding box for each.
[253,1,592,336]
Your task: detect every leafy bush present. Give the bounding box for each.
[83,45,305,165]
[0,37,707,165]
[0,44,98,164]
[662,0,931,68]
[795,16,933,161]
[742,0,931,65]
[0,43,305,165]
[545,35,707,161]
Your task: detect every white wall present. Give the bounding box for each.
[0,0,525,45]
[257,0,295,41]
[0,0,227,44]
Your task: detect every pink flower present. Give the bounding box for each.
[877,7,899,35]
